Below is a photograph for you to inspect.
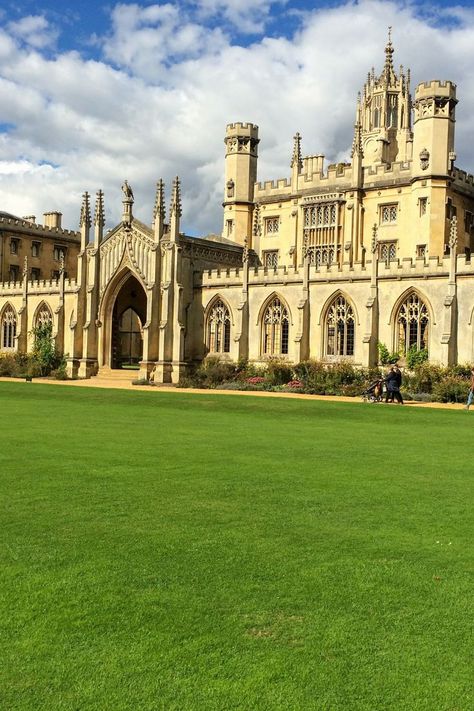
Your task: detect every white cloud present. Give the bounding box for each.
[1,1,474,237]
[6,15,58,49]
[194,0,288,34]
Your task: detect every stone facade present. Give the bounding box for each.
[2,38,474,380]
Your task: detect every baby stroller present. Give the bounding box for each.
[362,378,385,403]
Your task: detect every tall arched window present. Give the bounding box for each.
[373,107,380,128]
[262,297,289,356]
[1,305,17,351]
[35,303,53,328]
[207,299,231,354]
[326,295,355,357]
[397,292,429,354]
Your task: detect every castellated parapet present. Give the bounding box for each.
[414,80,457,103]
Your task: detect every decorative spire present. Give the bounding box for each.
[291,132,303,170]
[242,237,249,264]
[80,192,91,229]
[169,176,182,218]
[154,179,165,221]
[381,26,396,85]
[252,203,261,237]
[23,255,28,279]
[449,215,458,250]
[371,224,378,254]
[351,94,363,158]
[94,190,105,228]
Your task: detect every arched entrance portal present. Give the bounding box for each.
[111,275,147,369]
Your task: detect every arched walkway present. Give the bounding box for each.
[101,272,147,369]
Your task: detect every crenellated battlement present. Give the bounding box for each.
[0,277,77,294]
[0,214,80,239]
[415,80,457,100]
[225,122,259,137]
[452,167,474,188]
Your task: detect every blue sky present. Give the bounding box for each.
[1,1,474,233]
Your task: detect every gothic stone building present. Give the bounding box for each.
[2,39,474,382]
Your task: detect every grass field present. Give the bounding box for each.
[0,382,472,711]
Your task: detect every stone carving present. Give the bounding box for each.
[122,180,134,201]
[419,148,430,171]
[226,179,235,198]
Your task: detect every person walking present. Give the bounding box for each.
[385,365,404,404]
[464,367,474,410]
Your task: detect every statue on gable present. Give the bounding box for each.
[122,180,134,201]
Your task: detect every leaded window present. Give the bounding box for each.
[303,204,337,228]
[380,204,398,224]
[263,250,279,268]
[379,241,397,264]
[35,304,53,328]
[397,293,429,354]
[307,245,336,267]
[326,295,355,357]
[262,297,289,356]
[264,217,279,234]
[1,306,17,351]
[207,299,231,354]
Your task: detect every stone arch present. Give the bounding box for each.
[98,266,147,368]
[258,292,292,357]
[318,290,360,326]
[319,291,357,358]
[0,302,18,351]
[204,295,233,355]
[256,291,293,327]
[33,301,53,328]
[389,288,432,355]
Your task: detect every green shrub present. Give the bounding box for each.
[406,345,429,369]
[432,376,468,403]
[264,358,293,386]
[31,322,63,376]
[408,363,444,394]
[378,342,399,365]
[0,355,20,377]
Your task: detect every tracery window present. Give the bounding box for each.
[396,292,429,355]
[207,299,231,354]
[325,295,355,357]
[35,304,53,328]
[264,217,279,235]
[379,241,397,265]
[1,306,17,351]
[307,245,336,267]
[304,204,337,228]
[380,204,398,224]
[262,297,289,356]
[263,250,279,268]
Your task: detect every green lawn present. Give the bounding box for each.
[0,382,472,711]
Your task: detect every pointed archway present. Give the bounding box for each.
[100,270,147,369]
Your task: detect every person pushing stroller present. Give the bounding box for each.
[385,365,404,404]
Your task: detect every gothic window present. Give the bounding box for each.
[262,297,289,356]
[373,107,380,128]
[1,306,17,351]
[308,245,336,267]
[387,96,398,128]
[419,198,428,217]
[379,241,397,265]
[35,303,53,328]
[396,292,429,355]
[54,245,66,261]
[207,299,231,354]
[264,217,279,235]
[263,250,279,268]
[226,219,234,238]
[31,268,41,281]
[380,204,398,224]
[325,295,355,357]
[32,241,41,257]
[9,265,19,282]
[303,204,337,230]
[10,239,19,255]
[416,245,427,259]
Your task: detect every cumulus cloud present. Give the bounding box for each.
[6,15,58,50]
[194,0,289,34]
[1,1,474,236]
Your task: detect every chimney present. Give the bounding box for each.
[43,211,62,229]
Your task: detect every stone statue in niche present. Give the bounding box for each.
[419,148,430,171]
[227,179,235,198]
[122,180,134,200]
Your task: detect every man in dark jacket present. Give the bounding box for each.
[385,365,404,404]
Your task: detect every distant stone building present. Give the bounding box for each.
[1,36,474,380]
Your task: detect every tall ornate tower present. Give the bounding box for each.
[412,80,457,177]
[222,122,259,245]
[359,30,412,166]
